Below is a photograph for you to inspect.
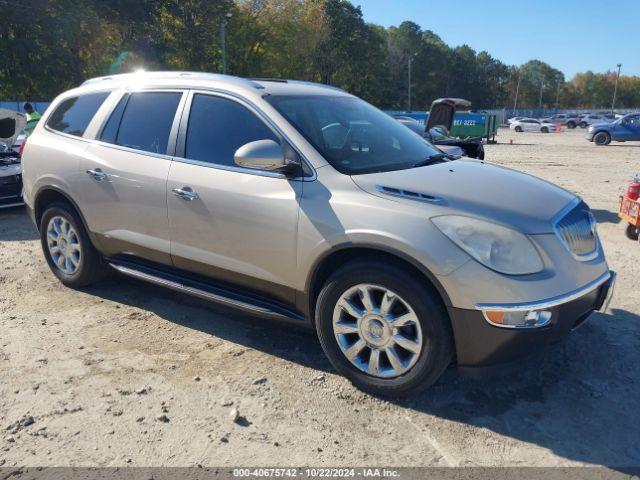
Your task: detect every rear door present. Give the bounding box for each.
[78,90,186,265]
[166,91,303,304]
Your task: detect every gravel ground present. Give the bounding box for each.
[0,128,639,468]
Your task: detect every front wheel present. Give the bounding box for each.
[541,126,549,133]
[594,132,611,145]
[567,121,576,129]
[40,202,109,288]
[514,126,523,132]
[315,260,454,397]
[579,122,587,128]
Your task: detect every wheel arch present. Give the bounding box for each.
[33,186,93,240]
[302,244,452,325]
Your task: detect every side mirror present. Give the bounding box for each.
[234,139,297,174]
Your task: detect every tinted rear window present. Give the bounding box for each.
[47,92,110,137]
[114,92,182,154]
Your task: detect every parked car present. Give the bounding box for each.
[393,117,464,157]
[578,114,609,128]
[586,113,640,145]
[394,98,485,159]
[0,109,25,208]
[509,118,557,133]
[22,72,615,396]
[507,116,526,124]
[540,114,579,129]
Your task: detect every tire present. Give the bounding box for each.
[39,202,108,288]
[567,121,576,129]
[541,127,549,133]
[315,259,454,397]
[514,126,523,132]
[593,131,611,146]
[579,122,587,128]
[626,223,640,241]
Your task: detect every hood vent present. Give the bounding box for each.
[375,185,443,204]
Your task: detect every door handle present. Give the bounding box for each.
[86,168,107,181]
[172,187,199,201]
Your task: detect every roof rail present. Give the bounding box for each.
[81,71,264,89]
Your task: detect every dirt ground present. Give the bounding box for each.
[1,128,639,468]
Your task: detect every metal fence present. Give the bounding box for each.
[0,101,51,114]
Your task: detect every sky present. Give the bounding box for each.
[355,0,638,79]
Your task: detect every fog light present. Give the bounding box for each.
[483,309,552,328]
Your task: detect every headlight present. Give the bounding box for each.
[432,215,544,275]
[588,126,594,132]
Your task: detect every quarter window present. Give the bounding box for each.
[47,92,110,137]
[111,92,182,154]
[185,94,280,167]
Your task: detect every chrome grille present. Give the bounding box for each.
[554,201,598,259]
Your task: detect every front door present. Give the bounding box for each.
[618,115,640,141]
[167,92,302,304]
[78,90,185,264]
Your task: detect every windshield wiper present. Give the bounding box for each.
[412,153,452,168]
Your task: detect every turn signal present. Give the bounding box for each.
[483,310,552,328]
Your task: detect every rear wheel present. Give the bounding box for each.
[40,202,108,288]
[541,126,549,133]
[315,260,454,396]
[626,223,640,241]
[594,131,611,146]
[514,126,523,132]
[567,121,576,129]
[579,121,587,128]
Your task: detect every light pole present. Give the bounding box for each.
[407,53,417,111]
[220,12,232,74]
[512,69,521,114]
[538,80,545,110]
[611,63,622,113]
[554,75,562,110]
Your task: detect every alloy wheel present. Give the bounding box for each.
[46,216,82,275]
[332,284,423,378]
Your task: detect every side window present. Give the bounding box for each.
[46,92,110,137]
[113,92,182,154]
[185,94,279,167]
[99,94,129,144]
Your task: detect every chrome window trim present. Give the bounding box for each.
[175,88,316,182]
[551,197,600,262]
[40,85,317,181]
[475,270,612,312]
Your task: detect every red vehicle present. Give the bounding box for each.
[619,174,640,240]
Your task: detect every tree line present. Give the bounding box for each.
[1,0,638,110]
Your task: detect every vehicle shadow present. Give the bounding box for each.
[592,208,621,224]
[0,206,39,241]
[86,275,640,469]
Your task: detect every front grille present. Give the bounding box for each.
[554,201,598,259]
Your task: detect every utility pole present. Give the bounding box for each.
[612,63,622,113]
[220,12,232,74]
[555,77,562,110]
[407,55,414,111]
[538,80,544,110]
[513,70,521,114]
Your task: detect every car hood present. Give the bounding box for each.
[425,98,471,132]
[0,109,25,149]
[351,159,576,234]
[590,122,613,129]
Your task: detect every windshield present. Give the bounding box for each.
[265,95,442,175]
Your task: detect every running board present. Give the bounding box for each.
[107,258,304,322]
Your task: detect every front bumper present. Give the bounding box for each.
[0,172,23,208]
[448,271,615,375]
[585,131,595,141]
